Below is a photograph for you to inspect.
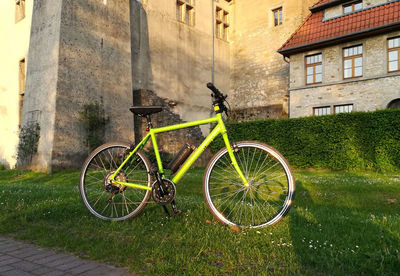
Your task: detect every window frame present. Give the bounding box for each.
[305,53,323,85]
[343,1,363,14]
[343,45,363,80]
[19,58,26,126]
[272,7,283,27]
[313,106,331,116]
[216,6,229,41]
[19,58,26,95]
[387,37,400,73]
[176,0,195,26]
[334,104,354,114]
[314,104,354,116]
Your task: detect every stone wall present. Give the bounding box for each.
[289,30,400,118]
[230,105,283,122]
[23,0,133,171]
[21,0,62,171]
[15,0,329,171]
[51,0,133,169]
[129,0,231,164]
[229,0,315,120]
[132,0,231,137]
[134,89,211,166]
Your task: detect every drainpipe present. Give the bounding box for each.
[211,0,215,84]
[283,56,290,118]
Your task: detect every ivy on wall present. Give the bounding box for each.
[79,101,109,151]
[17,122,40,168]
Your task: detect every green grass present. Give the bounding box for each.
[0,169,399,275]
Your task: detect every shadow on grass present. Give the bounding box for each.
[289,173,400,275]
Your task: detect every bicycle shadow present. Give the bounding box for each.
[288,173,400,275]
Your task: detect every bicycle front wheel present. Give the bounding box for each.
[79,142,152,221]
[203,141,295,228]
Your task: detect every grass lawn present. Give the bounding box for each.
[0,169,399,275]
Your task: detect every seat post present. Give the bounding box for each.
[145,115,153,129]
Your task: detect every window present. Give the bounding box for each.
[305,54,322,85]
[343,45,363,79]
[19,58,26,125]
[334,104,353,114]
[343,1,362,14]
[15,0,26,23]
[314,106,331,116]
[216,7,229,41]
[177,0,195,26]
[273,7,283,26]
[314,104,353,116]
[388,37,400,72]
[19,59,26,95]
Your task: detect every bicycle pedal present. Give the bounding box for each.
[173,209,183,216]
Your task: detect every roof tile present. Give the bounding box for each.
[279,0,400,55]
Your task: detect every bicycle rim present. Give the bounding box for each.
[79,142,152,221]
[203,142,295,228]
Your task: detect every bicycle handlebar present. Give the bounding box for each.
[207,82,222,97]
[206,82,229,115]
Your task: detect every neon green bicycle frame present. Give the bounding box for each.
[111,109,248,190]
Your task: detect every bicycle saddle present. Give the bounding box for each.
[129,106,163,116]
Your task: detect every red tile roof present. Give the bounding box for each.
[311,0,331,8]
[279,0,400,57]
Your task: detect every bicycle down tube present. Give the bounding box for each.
[111,111,248,190]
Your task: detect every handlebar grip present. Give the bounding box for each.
[207,82,221,96]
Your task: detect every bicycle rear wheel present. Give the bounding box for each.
[79,142,152,221]
[203,141,295,228]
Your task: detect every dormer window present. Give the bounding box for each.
[343,1,363,14]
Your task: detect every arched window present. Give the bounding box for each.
[387,98,400,109]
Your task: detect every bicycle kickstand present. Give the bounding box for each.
[171,200,182,216]
[161,201,181,217]
[162,205,170,217]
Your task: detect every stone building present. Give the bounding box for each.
[0,0,34,170]
[230,0,315,120]
[279,0,400,118]
[0,0,314,171]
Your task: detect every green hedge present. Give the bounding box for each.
[211,109,400,172]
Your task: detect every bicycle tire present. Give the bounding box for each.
[203,141,295,228]
[79,142,152,221]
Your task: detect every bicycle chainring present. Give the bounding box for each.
[151,178,176,205]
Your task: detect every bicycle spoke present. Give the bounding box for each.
[80,143,151,221]
[205,142,294,228]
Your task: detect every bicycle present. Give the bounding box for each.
[79,83,295,228]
